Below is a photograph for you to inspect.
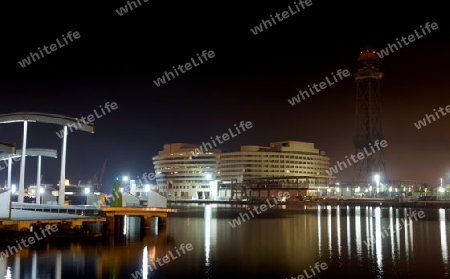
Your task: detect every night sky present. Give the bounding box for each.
[0,1,448,192]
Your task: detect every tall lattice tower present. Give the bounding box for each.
[353,50,387,184]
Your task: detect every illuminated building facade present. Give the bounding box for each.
[220,141,331,187]
[153,141,331,200]
[152,143,220,200]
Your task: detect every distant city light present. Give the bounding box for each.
[374,174,380,184]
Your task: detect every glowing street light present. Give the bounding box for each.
[374,174,380,187]
[374,174,380,197]
[437,177,444,199]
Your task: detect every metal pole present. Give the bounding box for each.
[59,126,68,205]
[19,121,28,203]
[36,156,41,205]
[8,157,12,219]
[7,157,12,190]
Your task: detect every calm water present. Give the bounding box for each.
[1,204,449,279]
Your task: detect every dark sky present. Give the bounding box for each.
[0,1,448,192]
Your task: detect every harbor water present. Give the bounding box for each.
[0,204,449,279]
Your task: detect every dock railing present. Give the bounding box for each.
[11,202,101,216]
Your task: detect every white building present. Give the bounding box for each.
[152,143,220,200]
[220,141,330,187]
[152,141,331,200]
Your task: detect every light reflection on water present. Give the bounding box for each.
[440,209,448,271]
[0,205,449,278]
[336,205,341,258]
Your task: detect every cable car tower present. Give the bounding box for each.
[353,49,387,184]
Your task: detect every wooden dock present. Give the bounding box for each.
[0,202,177,238]
[0,209,105,232]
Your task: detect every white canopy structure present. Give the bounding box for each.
[0,112,94,205]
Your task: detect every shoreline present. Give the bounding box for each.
[168,198,450,209]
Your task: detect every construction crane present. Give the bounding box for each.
[88,159,107,191]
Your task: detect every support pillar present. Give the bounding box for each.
[36,155,41,205]
[117,216,124,236]
[14,253,20,279]
[141,216,151,230]
[59,126,68,205]
[7,158,12,191]
[55,250,62,279]
[158,216,167,227]
[19,121,28,203]
[106,215,115,236]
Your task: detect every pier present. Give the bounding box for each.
[0,202,177,240]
